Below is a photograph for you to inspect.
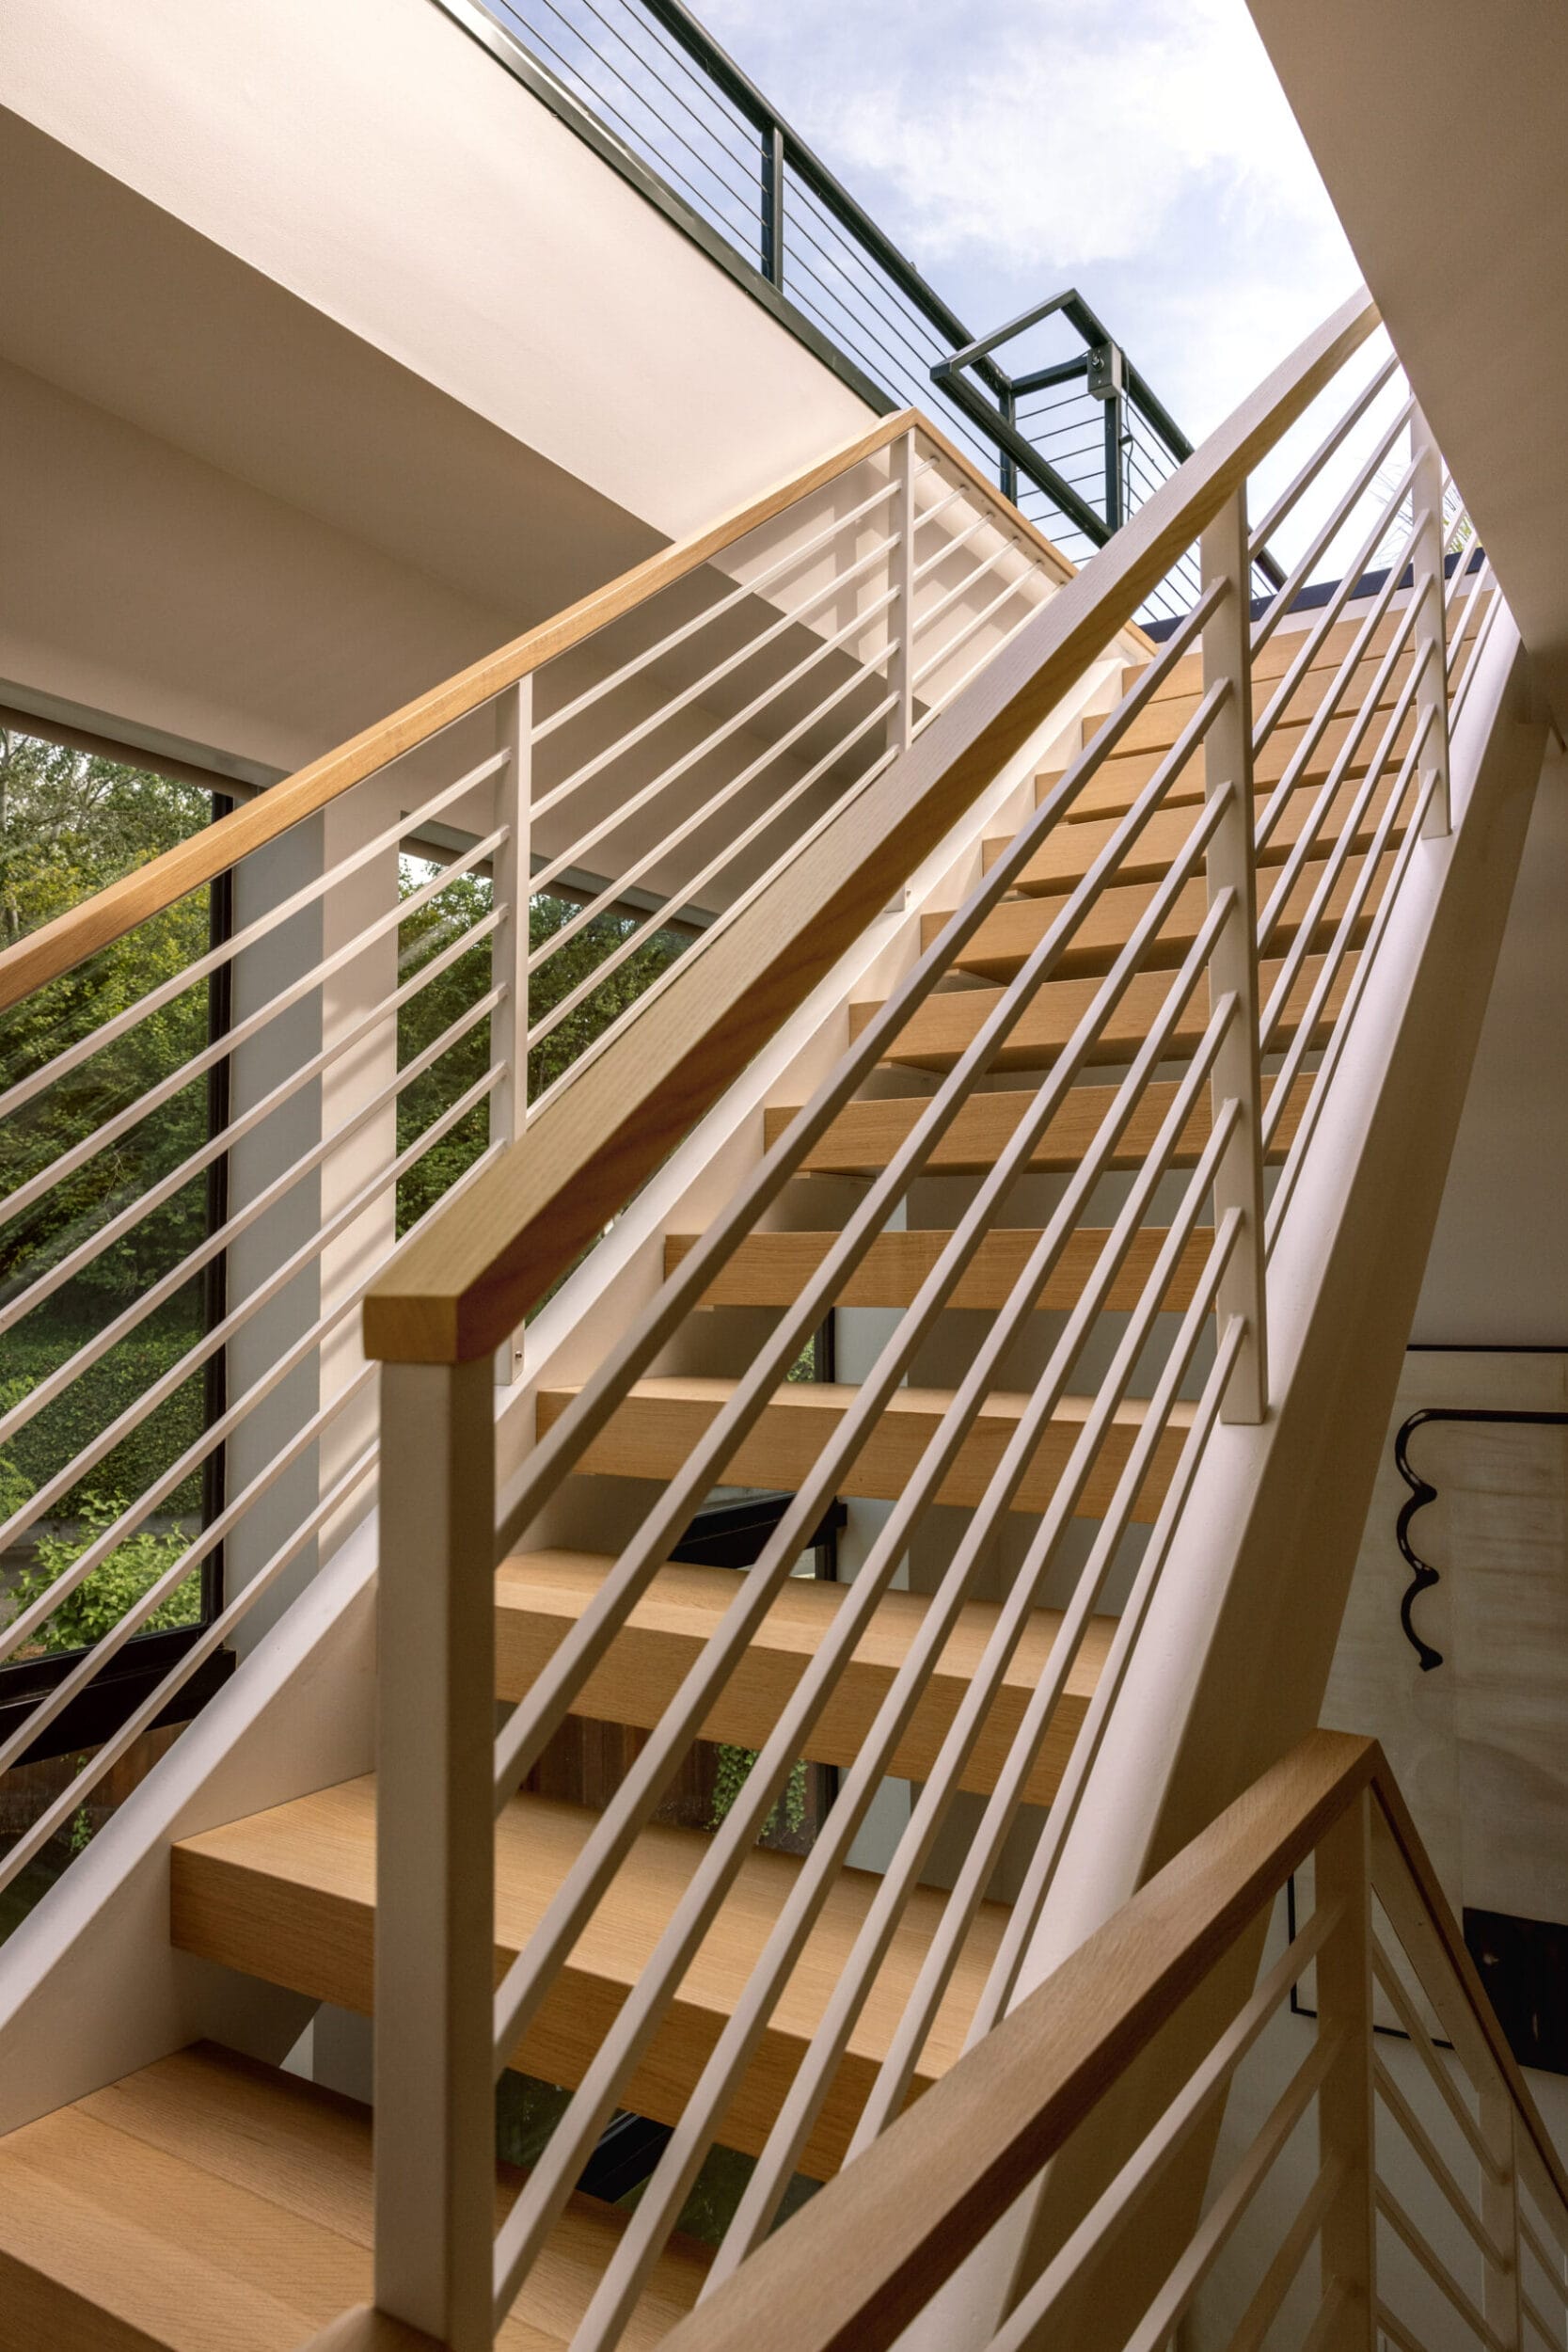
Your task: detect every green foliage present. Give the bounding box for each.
[0,735,214,1313]
[393,863,691,1237]
[8,1494,198,1657]
[0,1328,205,1521]
[709,1744,808,1843]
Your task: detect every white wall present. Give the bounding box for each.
[0,0,879,548]
[1412,748,1568,1344]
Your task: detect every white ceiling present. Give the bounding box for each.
[1247,0,1568,733]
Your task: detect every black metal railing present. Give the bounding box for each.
[436,0,1283,620]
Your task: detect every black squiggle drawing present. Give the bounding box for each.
[1394,1407,1568,1671]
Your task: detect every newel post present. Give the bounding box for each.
[1199,489,1268,1423]
[372,1354,498,2351]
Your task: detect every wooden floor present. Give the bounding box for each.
[0,2043,707,2352]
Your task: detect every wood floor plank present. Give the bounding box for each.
[496,1551,1114,1809]
[0,2044,705,2352]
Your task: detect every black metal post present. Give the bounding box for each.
[1102,388,1126,533]
[999,382,1018,506]
[201,816,233,1628]
[759,122,784,289]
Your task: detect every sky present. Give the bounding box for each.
[691,0,1361,448]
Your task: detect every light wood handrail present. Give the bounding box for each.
[362,290,1379,1361]
[0,405,1075,1020]
[653,1729,1568,2352]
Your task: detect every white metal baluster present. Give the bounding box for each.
[1200,490,1267,1422]
[887,429,916,757]
[1315,1790,1378,2350]
[492,676,531,1382]
[1409,405,1452,835]
[373,1358,497,2351]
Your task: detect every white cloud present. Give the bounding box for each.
[696,0,1359,434]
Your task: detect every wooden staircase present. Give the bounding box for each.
[0,603,1421,2347]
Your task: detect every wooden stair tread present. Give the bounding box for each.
[0,2043,705,2352]
[766,1072,1309,1176]
[1083,660,1409,762]
[1124,612,1405,704]
[990,768,1410,896]
[171,1787,1013,2180]
[497,1549,1114,1810]
[537,1375,1194,1524]
[926,853,1393,982]
[663,1225,1211,1312]
[1043,705,1416,825]
[852,953,1354,1074]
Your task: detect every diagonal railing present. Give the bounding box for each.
[345,287,1515,2347]
[649,1732,1568,2352]
[0,405,1091,1899]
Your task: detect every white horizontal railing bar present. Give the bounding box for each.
[486,695,1231,2315]
[493,653,1227,1804]
[1248,348,1402,555]
[497,735,1233,2074]
[528,582,898,898]
[1254,587,1420,866]
[0,818,502,1242]
[1371,1934,1504,2181]
[0,870,502,1341]
[0,749,507,1134]
[910,509,992,586]
[833,1176,1242,2185]
[1252,396,1417,657]
[1217,2155,1345,2352]
[1374,2055,1511,2268]
[0,1439,380,1899]
[633,1027,1241,2326]
[0,1359,376,1782]
[532,472,903,744]
[970,1307,1248,2038]
[1520,2209,1564,2289]
[1264,762,1439,1239]
[709,1111,1243,2291]
[530,532,898,824]
[1100,2031,1344,2352]
[1259,668,1426,1048]
[1261,713,1432,1141]
[526,690,898,1057]
[911,564,1042,697]
[0,1054,500,1645]
[1377,2183,1507,2351]
[1251,512,1421,874]
[1521,2289,1560,2348]
[983,1899,1345,2352]
[1449,572,1499,720]
[913,577,1063,733]
[527,639,893,997]
[0,974,503,1481]
[1251,479,1420,756]
[488,577,1221,1708]
[911,537,1031,655]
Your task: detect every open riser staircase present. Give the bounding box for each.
[0,292,1557,2350]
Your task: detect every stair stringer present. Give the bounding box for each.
[903,610,1548,2349]
[0,645,1126,2135]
